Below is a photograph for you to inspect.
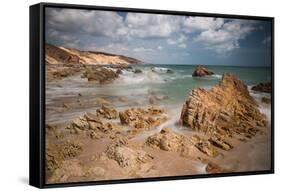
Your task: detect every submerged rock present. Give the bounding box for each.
[192,65,214,77]
[82,66,119,84]
[252,82,271,93]
[261,97,271,104]
[180,73,267,139]
[119,107,167,129]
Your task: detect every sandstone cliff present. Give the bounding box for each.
[45,43,144,66]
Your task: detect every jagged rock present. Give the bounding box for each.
[208,136,233,151]
[262,97,271,104]
[146,128,190,156]
[252,82,271,93]
[46,142,83,172]
[190,135,218,158]
[192,65,214,77]
[119,107,167,129]
[105,138,153,171]
[180,73,267,139]
[82,67,119,84]
[96,105,118,119]
[67,112,121,139]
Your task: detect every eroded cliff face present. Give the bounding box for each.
[180,73,267,138]
[45,43,143,66]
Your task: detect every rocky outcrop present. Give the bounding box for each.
[46,141,83,172]
[96,105,118,119]
[119,107,167,129]
[105,138,153,172]
[192,65,214,77]
[146,128,190,156]
[251,82,271,93]
[66,112,121,139]
[82,66,119,84]
[46,43,143,66]
[180,73,267,139]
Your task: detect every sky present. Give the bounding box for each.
[45,7,272,66]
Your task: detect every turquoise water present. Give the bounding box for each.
[119,64,271,105]
[46,64,271,124]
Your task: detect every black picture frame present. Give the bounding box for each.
[29,2,275,189]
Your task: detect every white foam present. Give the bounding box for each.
[115,70,165,84]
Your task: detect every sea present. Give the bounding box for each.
[46,64,272,126]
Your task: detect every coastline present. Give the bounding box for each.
[45,63,272,184]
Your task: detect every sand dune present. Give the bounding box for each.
[45,43,143,66]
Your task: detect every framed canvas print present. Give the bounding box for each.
[29,2,274,188]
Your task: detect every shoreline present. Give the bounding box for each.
[45,64,272,184]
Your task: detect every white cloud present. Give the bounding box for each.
[167,34,187,48]
[183,17,224,32]
[46,8,259,55]
[193,19,257,53]
[157,46,163,50]
[133,47,154,52]
[125,13,184,39]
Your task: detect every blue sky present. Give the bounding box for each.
[46,8,272,66]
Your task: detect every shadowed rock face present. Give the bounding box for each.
[180,73,267,138]
[192,65,214,77]
[251,82,272,93]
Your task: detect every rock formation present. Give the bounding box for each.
[105,138,153,172]
[192,65,214,77]
[146,128,190,156]
[119,107,167,129]
[82,66,120,84]
[251,82,271,93]
[180,73,267,139]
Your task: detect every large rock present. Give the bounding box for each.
[192,65,214,77]
[119,107,167,129]
[180,73,267,138]
[82,66,119,84]
[146,128,190,156]
[251,82,271,93]
[66,112,120,139]
[105,138,153,171]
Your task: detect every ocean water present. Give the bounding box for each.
[113,64,271,106]
[46,64,271,124]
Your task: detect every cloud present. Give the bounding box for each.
[167,34,187,48]
[46,8,260,56]
[157,46,163,50]
[124,13,184,39]
[193,19,258,53]
[133,47,154,52]
[183,17,224,32]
